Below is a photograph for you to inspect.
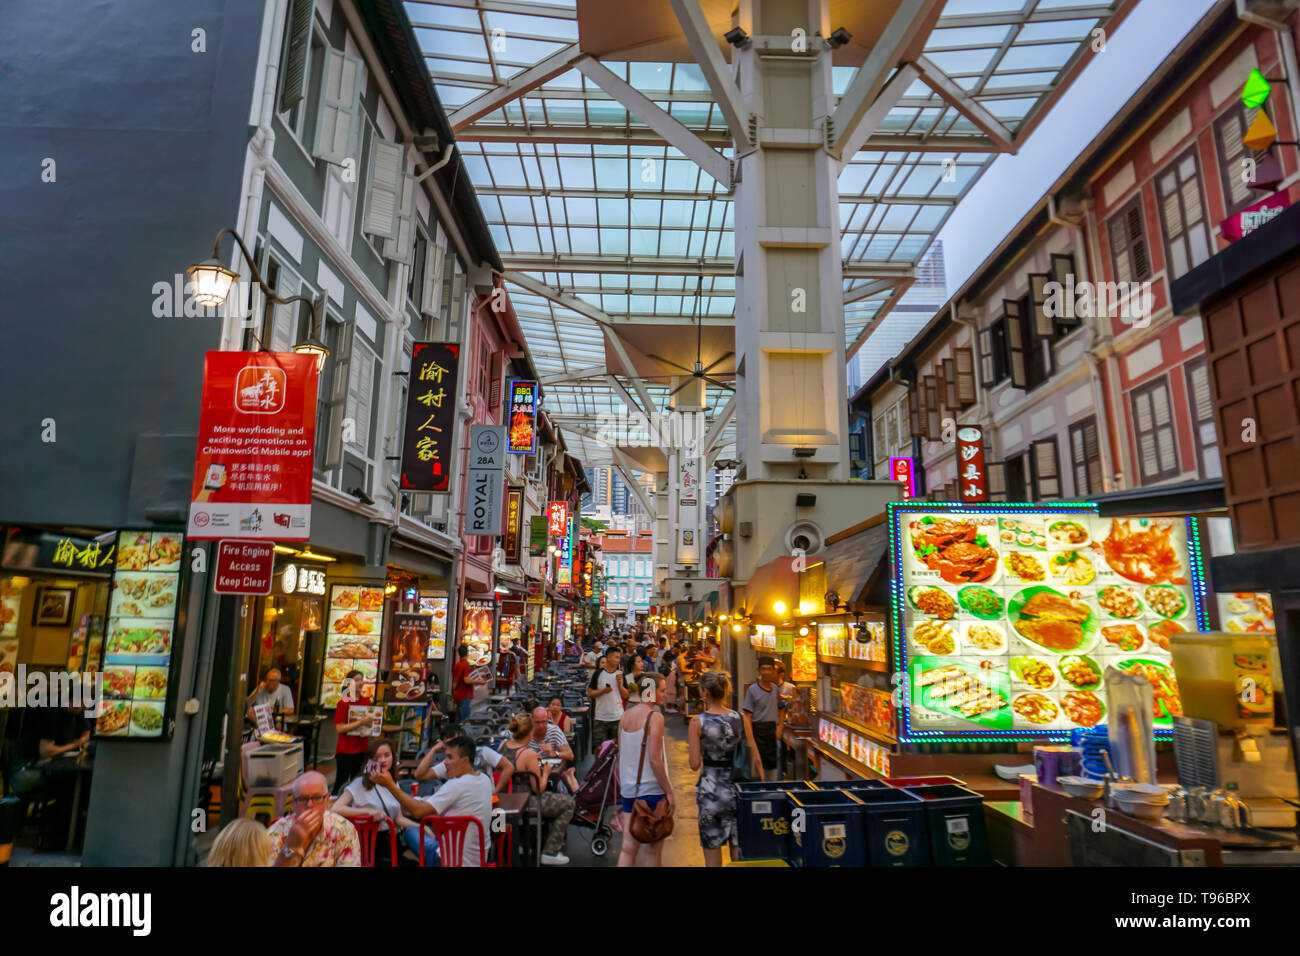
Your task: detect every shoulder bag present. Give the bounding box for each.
[628,712,674,844]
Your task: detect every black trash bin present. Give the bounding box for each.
[788,789,866,867]
[734,781,811,860]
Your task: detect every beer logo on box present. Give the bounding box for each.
[822,836,846,859]
[234,366,286,414]
[885,829,910,857]
[947,829,971,851]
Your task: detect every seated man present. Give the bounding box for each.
[246,668,295,724]
[370,736,495,867]
[415,723,513,792]
[267,771,360,866]
[527,705,577,793]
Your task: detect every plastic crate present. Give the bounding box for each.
[852,786,930,867]
[734,781,811,860]
[902,784,990,866]
[788,789,867,867]
[883,775,966,788]
[811,779,892,794]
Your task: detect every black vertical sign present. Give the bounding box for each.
[400,342,460,493]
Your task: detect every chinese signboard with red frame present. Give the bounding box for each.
[956,426,988,501]
[889,457,916,498]
[400,342,460,493]
[548,501,568,536]
[506,379,538,454]
[187,352,319,541]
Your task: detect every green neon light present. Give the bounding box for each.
[1242,67,1271,109]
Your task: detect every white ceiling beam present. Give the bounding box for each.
[667,0,750,148]
[539,364,608,385]
[448,43,584,130]
[575,57,732,188]
[503,255,914,278]
[936,5,1115,28]
[831,0,943,159]
[836,63,920,165]
[407,0,576,19]
[914,55,1016,154]
[845,276,915,362]
[612,448,657,514]
[457,124,998,152]
[844,276,906,305]
[477,183,954,205]
[605,374,649,422]
[702,394,736,456]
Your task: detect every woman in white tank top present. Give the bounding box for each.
[617,672,674,866]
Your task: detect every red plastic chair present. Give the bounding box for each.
[418,815,492,867]
[492,772,512,867]
[351,816,399,868]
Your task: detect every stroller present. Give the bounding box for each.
[570,738,619,856]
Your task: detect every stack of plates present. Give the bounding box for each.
[1071,726,1110,780]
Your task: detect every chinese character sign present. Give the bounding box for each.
[504,488,523,564]
[399,342,459,493]
[188,352,320,541]
[506,379,537,454]
[956,427,987,501]
[557,516,574,587]
[889,457,915,499]
[548,501,568,536]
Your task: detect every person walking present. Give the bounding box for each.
[587,645,626,752]
[688,670,751,866]
[742,656,784,782]
[451,644,488,722]
[617,672,673,867]
[498,714,574,865]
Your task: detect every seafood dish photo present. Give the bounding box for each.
[909,517,998,583]
[1097,518,1187,585]
[1048,520,1089,546]
[1011,588,1093,653]
[908,586,956,620]
[1147,619,1183,652]
[359,589,384,612]
[332,588,360,610]
[1097,585,1142,618]
[1013,692,1059,725]
[963,622,1006,654]
[116,533,152,571]
[106,622,172,657]
[326,636,380,659]
[1048,551,1095,585]
[917,662,1009,720]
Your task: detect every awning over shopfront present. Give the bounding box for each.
[741,556,798,627]
[690,590,719,622]
[1086,478,1226,518]
[388,540,453,580]
[817,517,892,611]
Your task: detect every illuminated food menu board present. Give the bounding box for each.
[889,504,1207,741]
[422,595,449,660]
[320,584,385,709]
[98,530,184,739]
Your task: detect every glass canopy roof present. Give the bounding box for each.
[406,0,1121,466]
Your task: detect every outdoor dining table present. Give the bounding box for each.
[493,791,533,867]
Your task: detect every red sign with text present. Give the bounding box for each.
[889,457,915,498]
[213,540,275,594]
[548,501,569,536]
[957,426,988,501]
[187,352,319,541]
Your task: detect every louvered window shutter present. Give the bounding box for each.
[955,347,976,405]
[1029,273,1054,337]
[384,174,417,265]
[363,139,404,239]
[1050,254,1081,330]
[942,358,957,410]
[908,385,922,438]
[421,236,445,317]
[1032,439,1061,499]
[271,268,300,353]
[924,375,941,440]
[1003,300,1028,388]
[987,458,1006,501]
[279,0,315,113]
[934,365,948,422]
[313,48,362,164]
[977,327,995,386]
[489,352,503,412]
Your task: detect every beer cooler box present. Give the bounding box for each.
[903,784,990,866]
[788,789,867,867]
[734,781,811,860]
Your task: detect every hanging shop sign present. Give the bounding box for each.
[388,612,433,702]
[2,527,115,575]
[461,599,495,667]
[526,579,544,604]
[889,457,916,499]
[504,488,524,564]
[529,516,548,556]
[505,379,538,454]
[557,516,574,588]
[97,530,187,741]
[467,425,507,535]
[676,454,700,565]
[956,427,987,501]
[888,502,1209,743]
[319,584,386,709]
[213,540,275,595]
[187,352,319,541]
[548,501,569,536]
[399,342,460,493]
[791,632,817,682]
[1220,189,1292,242]
[281,563,327,596]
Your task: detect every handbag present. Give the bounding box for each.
[628,713,674,844]
[10,762,45,796]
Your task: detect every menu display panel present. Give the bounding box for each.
[889,503,1208,742]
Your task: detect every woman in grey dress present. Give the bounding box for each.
[688,670,756,866]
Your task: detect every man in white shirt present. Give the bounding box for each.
[372,736,495,866]
[587,645,626,750]
[414,724,512,790]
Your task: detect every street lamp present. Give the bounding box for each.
[189,228,329,361]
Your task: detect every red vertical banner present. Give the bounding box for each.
[188,351,319,541]
[957,426,988,501]
[548,501,568,535]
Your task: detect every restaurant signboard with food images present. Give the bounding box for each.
[319,584,386,709]
[187,351,320,541]
[387,612,433,703]
[505,379,538,454]
[97,530,186,740]
[887,503,1208,742]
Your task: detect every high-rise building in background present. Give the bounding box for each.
[847,241,948,395]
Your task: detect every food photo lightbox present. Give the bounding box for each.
[886,502,1209,743]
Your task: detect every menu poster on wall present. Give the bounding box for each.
[462,600,495,667]
[421,596,448,660]
[0,576,25,640]
[1216,592,1274,633]
[97,530,186,740]
[889,504,1207,742]
[319,584,385,709]
[791,633,817,682]
[388,613,433,702]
